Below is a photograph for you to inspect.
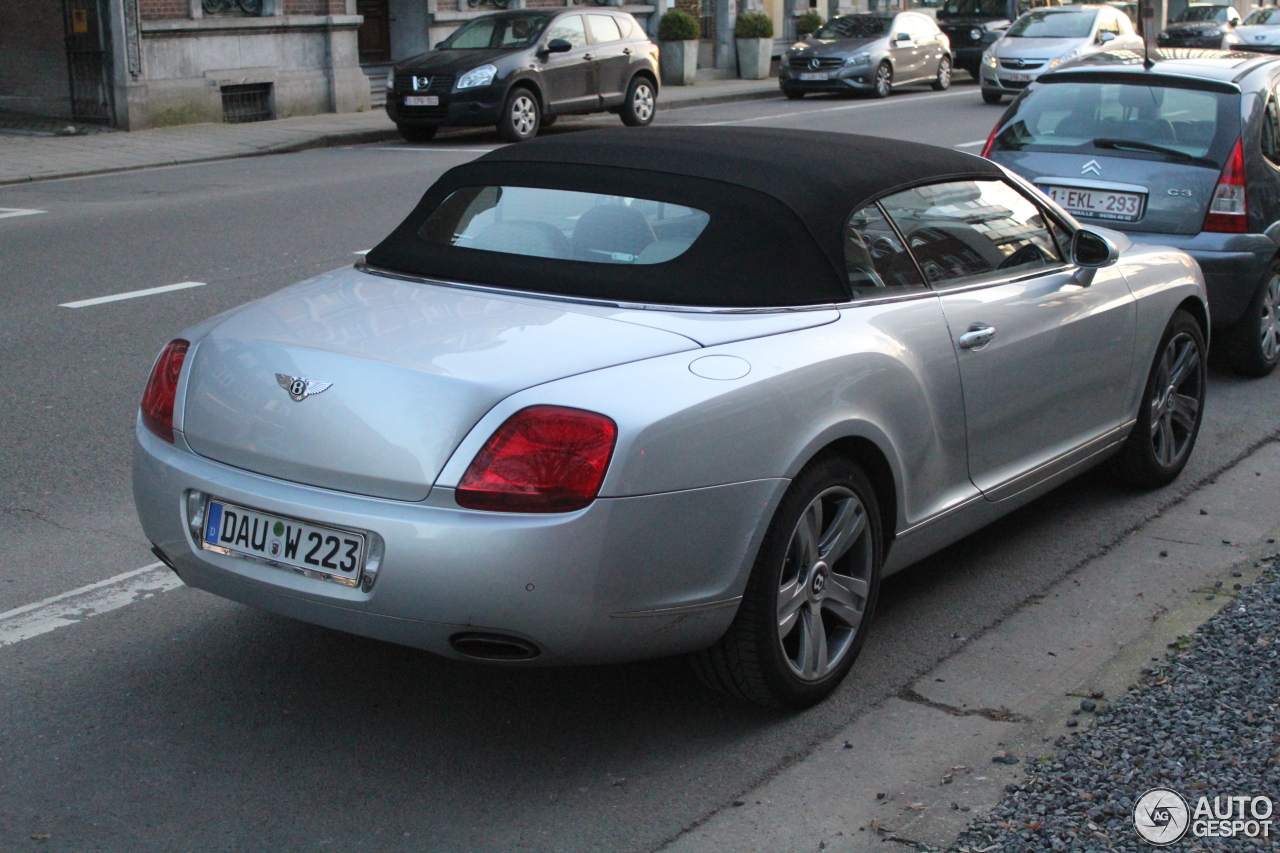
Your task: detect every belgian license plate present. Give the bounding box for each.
[1040,184,1145,223]
[202,500,365,585]
[1004,72,1031,82]
[799,72,829,80]
[404,95,438,106]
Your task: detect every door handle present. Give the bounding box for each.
[623,48,632,55]
[584,53,594,60]
[958,324,996,350]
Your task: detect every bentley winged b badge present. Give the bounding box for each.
[276,374,332,402]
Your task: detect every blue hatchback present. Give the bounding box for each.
[983,48,1280,375]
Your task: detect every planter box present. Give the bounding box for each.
[736,37,772,80]
[659,39,698,85]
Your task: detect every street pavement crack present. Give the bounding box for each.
[896,688,1027,722]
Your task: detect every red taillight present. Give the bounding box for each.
[980,122,1000,159]
[140,339,189,443]
[1204,137,1248,233]
[456,406,617,513]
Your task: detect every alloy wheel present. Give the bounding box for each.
[776,486,873,681]
[510,94,537,138]
[936,57,951,89]
[1149,331,1203,468]
[875,63,892,97]
[631,84,654,123]
[1260,272,1280,364]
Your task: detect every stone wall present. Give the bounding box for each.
[0,0,72,118]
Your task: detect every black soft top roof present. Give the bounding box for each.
[366,127,1002,308]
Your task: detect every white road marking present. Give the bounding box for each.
[0,208,47,219]
[0,563,182,647]
[61,280,206,308]
[696,87,973,126]
[954,140,987,148]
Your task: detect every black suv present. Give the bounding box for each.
[938,0,1064,79]
[386,10,660,143]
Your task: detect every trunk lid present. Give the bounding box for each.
[180,268,698,501]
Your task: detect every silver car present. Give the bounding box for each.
[980,4,1142,103]
[1236,5,1280,52]
[134,128,1208,708]
[780,11,953,99]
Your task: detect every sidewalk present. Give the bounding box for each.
[0,77,779,187]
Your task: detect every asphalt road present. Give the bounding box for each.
[2,80,1279,853]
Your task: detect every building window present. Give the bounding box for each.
[221,83,274,123]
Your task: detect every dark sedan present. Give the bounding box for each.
[386,10,660,143]
[780,11,952,99]
[1157,3,1242,49]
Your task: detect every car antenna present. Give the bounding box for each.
[1141,0,1155,70]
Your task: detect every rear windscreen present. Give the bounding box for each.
[991,80,1240,165]
[419,187,710,265]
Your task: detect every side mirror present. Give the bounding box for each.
[1098,30,1116,42]
[896,32,912,42]
[543,38,573,54]
[1071,228,1119,269]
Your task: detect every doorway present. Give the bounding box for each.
[357,0,392,64]
[62,0,114,124]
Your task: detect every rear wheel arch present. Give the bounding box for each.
[803,436,900,553]
[1178,295,1210,346]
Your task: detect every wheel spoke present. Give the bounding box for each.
[1156,414,1176,465]
[823,576,865,631]
[797,502,822,565]
[800,607,828,678]
[1167,340,1199,388]
[818,497,866,565]
[777,578,806,637]
[1170,392,1199,432]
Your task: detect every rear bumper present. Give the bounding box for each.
[1126,231,1275,326]
[134,422,784,665]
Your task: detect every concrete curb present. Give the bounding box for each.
[0,86,780,187]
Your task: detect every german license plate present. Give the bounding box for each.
[1039,184,1145,223]
[404,95,438,106]
[202,499,365,586]
[799,72,829,80]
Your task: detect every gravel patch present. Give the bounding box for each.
[951,556,1280,853]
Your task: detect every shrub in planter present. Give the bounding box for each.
[658,9,700,85]
[734,12,774,80]
[658,9,700,41]
[796,10,823,37]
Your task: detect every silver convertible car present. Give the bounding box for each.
[134,129,1208,708]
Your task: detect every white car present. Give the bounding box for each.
[980,4,1142,104]
[1237,5,1280,52]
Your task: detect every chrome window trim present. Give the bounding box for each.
[926,263,1076,296]
[358,261,842,315]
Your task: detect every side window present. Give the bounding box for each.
[878,180,1063,287]
[1098,13,1121,36]
[616,14,635,38]
[547,15,587,48]
[588,14,623,43]
[1262,95,1280,168]
[844,203,927,297]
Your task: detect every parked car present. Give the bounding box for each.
[982,49,1280,375]
[780,11,953,98]
[1157,3,1242,48]
[135,128,1208,708]
[1236,5,1280,51]
[937,0,1064,80]
[980,5,1142,104]
[384,9,659,143]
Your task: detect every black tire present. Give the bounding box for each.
[690,455,883,708]
[783,88,805,100]
[620,76,657,127]
[497,87,540,142]
[932,55,952,91]
[981,88,1003,105]
[396,123,438,142]
[1217,262,1280,377]
[1110,310,1206,489]
[871,62,892,99]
